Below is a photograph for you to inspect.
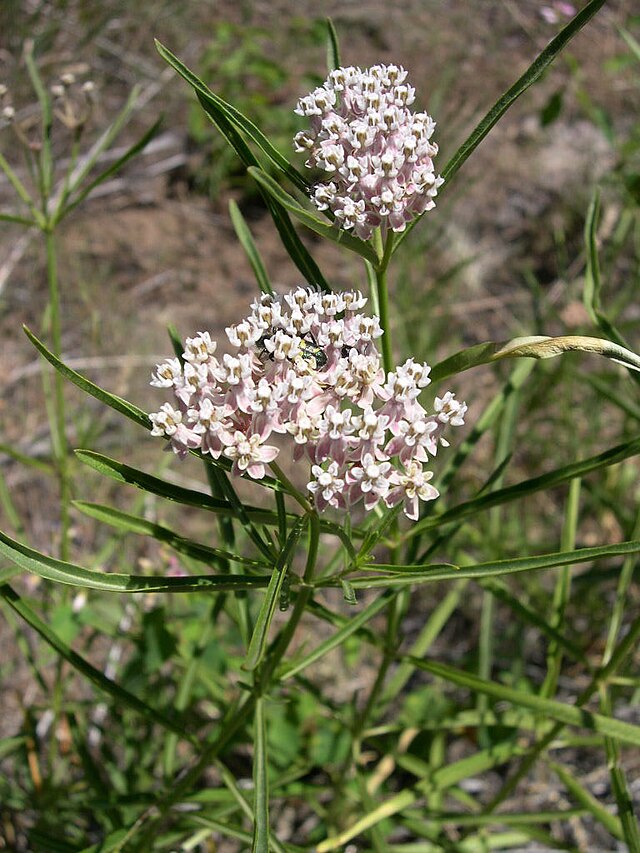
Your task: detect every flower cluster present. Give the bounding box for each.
[149,288,466,520]
[294,65,443,240]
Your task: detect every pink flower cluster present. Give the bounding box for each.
[294,65,443,240]
[149,288,466,520]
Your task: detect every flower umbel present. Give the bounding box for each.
[295,65,443,240]
[149,288,466,520]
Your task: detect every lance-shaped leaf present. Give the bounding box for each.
[405,435,640,539]
[394,0,608,250]
[1,583,196,743]
[244,516,307,671]
[348,539,640,587]
[248,167,379,265]
[155,39,308,194]
[430,334,640,384]
[73,501,269,569]
[229,199,273,296]
[25,326,150,429]
[0,528,270,593]
[412,658,640,748]
[75,450,286,527]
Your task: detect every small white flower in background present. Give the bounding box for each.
[149,287,466,520]
[295,65,443,240]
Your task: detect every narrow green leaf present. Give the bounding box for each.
[189,88,329,291]
[395,0,608,249]
[620,27,640,63]
[0,583,195,743]
[0,442,54,475]
[0,528,270,594]
[351,539,640,586]
[73,501,268,569]
[229,200,274,295]
[59,119,162,222]
[24,40,53,199]
[548,761,623,840]
[0,566,20,583]
[61,85,142,200]
[430,334,640,384]
[0,211,37,226]
[481,578,587,666]
[248,167,378,265]
[280,589,394,680]
[155,40,309,194]
[167,324,185,362]
[326,18,341,72]
[413,658,640,748]
[406,435,640,539]
[24,326,150,429]
[318,738,531,852]
[583,190,602,325]
[75,449,283,527]
[265,197,331,291]
[244,516,306,671]
[251,697,270,853]
[582,190,640,390]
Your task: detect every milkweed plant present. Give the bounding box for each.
[2,4,640,852]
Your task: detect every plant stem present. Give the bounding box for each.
[44,228,71,561]
[372,230,395,375]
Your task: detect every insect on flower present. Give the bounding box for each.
[298,334,328,371]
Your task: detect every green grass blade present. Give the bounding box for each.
[280,590,394,680]
[412,658,640,748]
[583,189,640,390]
[548,760,623,840]
[379,580,467,706]
[73,501,269,569]
[583,190,602,324]
[251,697,270,853]
[244,516,306,671]
[405,434,640,539]
[541,478,581,698]
[75,449,283,527]
[0,527,270,593]
[318,739,531,851]
[229,199,274,295]
[24,326,150,429]
[394,0,607,250]
[248,167,378,264]
[0,583,195,743]
[480,578,587,666]
[155,40,308,194]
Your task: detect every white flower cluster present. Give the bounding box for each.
[294,64,443,240]
[149,288,466,520]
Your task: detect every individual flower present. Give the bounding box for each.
[386,460,439,520]
[295,65,443,240]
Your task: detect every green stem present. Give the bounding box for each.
[372,230,395,375]
[44,228,71,561]
[129,512,322,851]
[269,461,311,512]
